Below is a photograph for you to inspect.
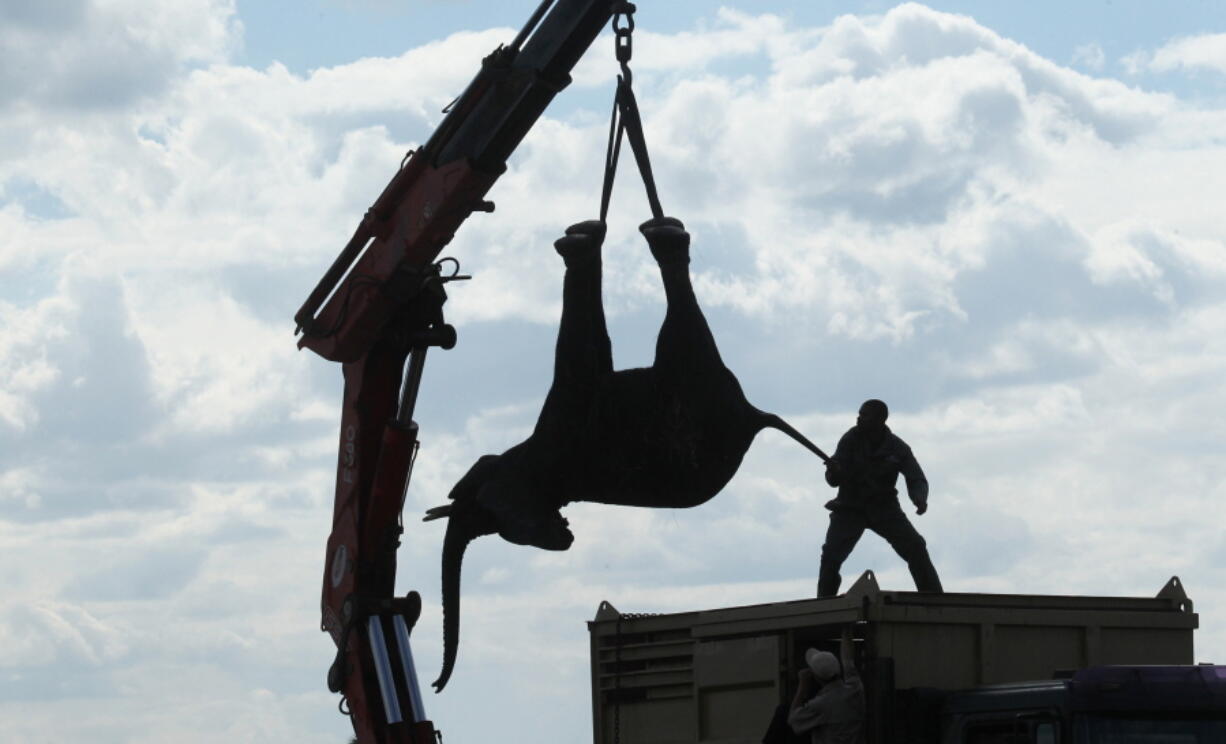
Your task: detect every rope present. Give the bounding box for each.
[599,3,665,225]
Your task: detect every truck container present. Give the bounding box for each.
[587,572,1210,744]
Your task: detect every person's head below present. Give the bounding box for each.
[805,648,841,684]
[856,399,888,435]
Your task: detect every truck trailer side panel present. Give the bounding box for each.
[588,574,1198,744]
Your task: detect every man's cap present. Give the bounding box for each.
[805,648,839,681]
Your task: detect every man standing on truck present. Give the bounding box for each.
[788,627,865,744]
[818,399,942,596]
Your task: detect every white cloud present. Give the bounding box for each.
[1130,32,1226,76]
[1072,42,1106,71]
[0,601,129,668]
[0,263,152,438]
[0,0,239,113]
[6,2,1226,742]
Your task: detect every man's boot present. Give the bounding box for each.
[908,555,944,593]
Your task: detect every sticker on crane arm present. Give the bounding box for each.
[342,424,356,484]
[331,544,349,588]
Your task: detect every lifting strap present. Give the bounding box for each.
[600,3,665,224]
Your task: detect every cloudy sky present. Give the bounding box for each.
[3,0,1226,741]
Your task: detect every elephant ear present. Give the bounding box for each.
[449,454,502,501]
[424,454,502,522]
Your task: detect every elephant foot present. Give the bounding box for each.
[640,216,690,266]
[555,220,606,266]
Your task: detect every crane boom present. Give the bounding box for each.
[296,0,618,363]
[294,2,622,742]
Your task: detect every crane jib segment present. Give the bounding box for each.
[295,2,622,742]
[296,0,619,364]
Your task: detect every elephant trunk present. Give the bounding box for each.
[433,511,472,692]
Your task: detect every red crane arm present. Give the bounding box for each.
[294,2,624,742]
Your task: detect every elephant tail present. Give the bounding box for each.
[433,509,472,692]
[758,412,830,463]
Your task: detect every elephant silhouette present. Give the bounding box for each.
[424,217,826,691]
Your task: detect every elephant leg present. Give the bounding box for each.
[481,222,610,548]
[534,220,612,439]
[640,217,725,381]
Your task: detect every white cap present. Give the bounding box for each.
[805,648,839,681]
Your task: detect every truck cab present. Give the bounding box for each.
[945,665,1226,744]
[943,678,1065,743]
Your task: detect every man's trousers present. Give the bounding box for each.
[818,503,943,597]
